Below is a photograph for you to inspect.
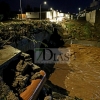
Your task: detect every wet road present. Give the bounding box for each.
[49,44,100,100]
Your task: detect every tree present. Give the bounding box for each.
[0,1,10,20]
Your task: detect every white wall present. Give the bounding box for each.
[65,14,70,19]
[86,10,96,25]
[46,11,52,19]
[71,15,73,20]
[59,13,64,17]
[86,12,91,22]
[26,12,39,19]
[52,11,57,18]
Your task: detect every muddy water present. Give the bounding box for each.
[49,44,100,100]
[49,63,72,89]
[65,44,100,100]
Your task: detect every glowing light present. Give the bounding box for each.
[59,13,64,17]
[40,1,47,20]
[44,1,47,4]
[50,7,53,10]
[46,11,52,19]
[78,7,81,11]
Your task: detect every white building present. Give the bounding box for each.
[26,11,70,22]
[26,11,53,20]
[26,12,39,19]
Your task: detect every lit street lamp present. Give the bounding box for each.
[78,7,81,13]
[50,7,53,10]
[50,7,53,19]
[40,1,47,20]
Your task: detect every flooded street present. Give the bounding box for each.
[49,44,100,100]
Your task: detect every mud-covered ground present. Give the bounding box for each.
[49,44,100,100]
[1,19,100,100]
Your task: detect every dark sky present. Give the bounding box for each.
[1,0,93,13]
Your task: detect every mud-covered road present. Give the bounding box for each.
[49,44,100,100]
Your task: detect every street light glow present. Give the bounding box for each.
[78,7,81,11]
[44,1,47,4]
[50,7,53,10]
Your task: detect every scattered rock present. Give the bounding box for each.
[32,64,41,72]
[31,72,42,80]
[21,52,30,59]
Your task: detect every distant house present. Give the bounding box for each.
[17,14,26,19]
[65,13,70,20]
[26,11,53,20]
[26,11,68,22]
[26,12,39,19]
[86,0,100,25]
[57,12,64,21]
[17,9,70,22]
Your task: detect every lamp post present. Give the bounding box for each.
[78,7,81,13]
[56,10,58,21]
[50,7,53,10]
[20,0,22,19]
[50,7,53,20]
[40,1,47,20]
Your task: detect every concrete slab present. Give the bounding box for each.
[0,45,21,68]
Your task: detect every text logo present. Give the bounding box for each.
[34,48,70,64]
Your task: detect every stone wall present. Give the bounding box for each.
[12,32,51,53]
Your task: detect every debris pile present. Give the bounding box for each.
[1,52,42,99]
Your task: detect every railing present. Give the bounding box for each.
[20,70,46,100]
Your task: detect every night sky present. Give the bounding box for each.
[1,0,93,13]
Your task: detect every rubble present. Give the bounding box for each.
[32,64,41,72]
[0,76,19,100]
[0,51,43,99]
[21,52,30,59]
[0,20,77,100]
[0,20,54,46]
[30,72,42,80]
